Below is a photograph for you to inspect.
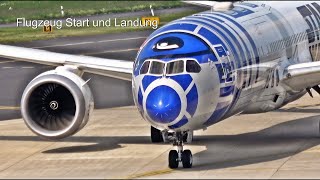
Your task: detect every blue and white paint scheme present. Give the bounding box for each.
[132,1,319,133]
[2,1,320,169]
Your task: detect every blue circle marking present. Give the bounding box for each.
[146,85,181,124]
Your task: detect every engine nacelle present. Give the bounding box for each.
[21,67,94,140]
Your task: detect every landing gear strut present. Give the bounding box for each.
[150,126,193,144]
[168,132,193,169]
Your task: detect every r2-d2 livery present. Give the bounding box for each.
[2,1,320,170]
[132,1,320,168]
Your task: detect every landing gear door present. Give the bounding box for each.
[213,45,234,84]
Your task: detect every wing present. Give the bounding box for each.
[0,44,133,81]
[281,61,320,91]
[182,1,234,11]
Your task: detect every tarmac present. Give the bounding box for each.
[0,93,320,179]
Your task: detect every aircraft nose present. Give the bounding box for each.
[146,85,181,124]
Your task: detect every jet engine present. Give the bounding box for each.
[21,67,94,140]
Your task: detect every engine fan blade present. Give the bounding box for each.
[306,88,313,98]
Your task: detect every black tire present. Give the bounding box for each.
[182,150,193,168]
[168,150,179,169]
[151,126,163,143]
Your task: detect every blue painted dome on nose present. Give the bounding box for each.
[146,85,181,124]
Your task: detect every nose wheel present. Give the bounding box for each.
[168,150,179,168]
[168,132,193,169]
[182,150,193,168]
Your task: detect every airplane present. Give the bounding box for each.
[0,1,320,169]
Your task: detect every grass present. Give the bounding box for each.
[0,1,183,23]
[0,9,202,44]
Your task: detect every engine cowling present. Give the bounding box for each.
[21,68,94,140]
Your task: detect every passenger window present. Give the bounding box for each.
[186,60,201,73]
[166,60,184,74]
[140,61,150,74]
[150,61,165,75]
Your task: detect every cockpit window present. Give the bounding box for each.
[138,59,201,76]
[140,61,150,74]
[186,60,201,73]
[150,61,165,75]
[166,60,184,74]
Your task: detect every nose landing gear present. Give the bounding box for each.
[150,127,194,168]
[168,131,193,169]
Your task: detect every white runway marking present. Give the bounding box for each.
[81,48,139,55]
[0,106,20,110]
[33,41,94,49]
[1,67,39,69]
[96,36,146,43]
[0,60,17,64]
[32,36,147,49]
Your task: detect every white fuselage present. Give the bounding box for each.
[132,1,319,132]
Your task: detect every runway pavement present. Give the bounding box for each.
[0,94,319,178]
[0,30,152,120]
